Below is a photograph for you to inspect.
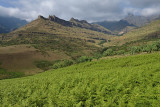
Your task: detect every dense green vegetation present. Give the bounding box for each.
[0,53,160,106]
[35,56,93,71]
[0,68,24,80]
[99,39,160,57]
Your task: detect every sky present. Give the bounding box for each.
[0,0,160,22]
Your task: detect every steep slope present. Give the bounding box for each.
[123,14,150,27]
[70,17,112,34]
[0,53,160,106]
[0,15,113,75]
[0,16,28,33]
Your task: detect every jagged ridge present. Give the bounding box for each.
[38,15,112,34]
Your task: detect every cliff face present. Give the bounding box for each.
[69,17,112,34]
[48,15,72,26]
[37,15,111,34]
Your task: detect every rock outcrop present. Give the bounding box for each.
[48,15,72,26]
[37,15,111,34]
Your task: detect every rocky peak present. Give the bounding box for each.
[48,15,72,26]
[70,17,88,24]
[48,15,57,21]
[38,15,46,20]
[81,20,88,23]
[69,17,81,22]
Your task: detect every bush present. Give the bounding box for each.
[103,49,114,56]
[100,47,108,54]
[130,46,142,54]
[0,68,25,80]
[52,60,74,69]
[93,53,102,60]
[142,45,153,53]
[35,60,52,71]
[98,40,106,45]
[77,56,93,63]
[154,41,160,50]
[115,50,125,55]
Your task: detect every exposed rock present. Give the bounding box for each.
[48,15,72,26]
[38,15,46,20]
[36,15,111,34]
[70,18,111,34]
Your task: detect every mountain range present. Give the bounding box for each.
[0,14,160,77]
[94,14,160,35]
[0,15,113,74]
[0,16,28,33]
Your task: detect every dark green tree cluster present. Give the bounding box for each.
[130,42,160,54]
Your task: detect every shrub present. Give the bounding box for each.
[130,46,142,54]
[98,40,106,45]
[142,45,153,53]
[115,50,125,55]
[0,68,25,80]
[77,56,93,63]
[100,47,108,54]
[35,60,52,71]
[52,60,74,69]
[93,53,102,60]
[103,49,114,56]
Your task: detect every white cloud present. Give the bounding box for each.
[0,0,160,22]
[0,6,20,16]
[141,7,160,16]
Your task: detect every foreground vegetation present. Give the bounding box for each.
[0,53,160,106]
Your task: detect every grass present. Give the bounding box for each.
[0,52,160,106]
[0,68,24,80]
[0,45,72,78]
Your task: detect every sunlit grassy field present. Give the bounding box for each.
[0,52,160,106]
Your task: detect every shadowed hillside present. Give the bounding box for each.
[0,16,28,33]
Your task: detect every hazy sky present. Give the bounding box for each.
[0,0,160,22]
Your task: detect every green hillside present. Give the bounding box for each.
[0,53,160,106]
[0,16,113,76]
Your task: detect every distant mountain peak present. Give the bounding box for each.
[0,16,28,33]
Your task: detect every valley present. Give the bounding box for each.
[0,12,160,106]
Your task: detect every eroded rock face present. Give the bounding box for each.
[48,15,72,26]
[38,15,46,20]
[69,18,112,34]
[37,15,111,34]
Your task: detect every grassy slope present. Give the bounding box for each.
[2,18,114,57]
[0,18,113,76]
[0,53,160,106]
[8,18,113,45]
[0,45,69,74]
